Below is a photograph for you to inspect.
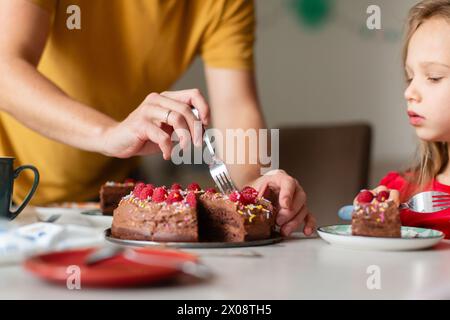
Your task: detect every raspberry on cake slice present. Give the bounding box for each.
[352,190,401,238]
[112,185,198,242]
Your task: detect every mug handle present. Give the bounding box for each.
[9,165,40,220]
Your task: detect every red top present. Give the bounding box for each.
[380,171,450,238]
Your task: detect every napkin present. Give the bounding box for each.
[0,213,108,265]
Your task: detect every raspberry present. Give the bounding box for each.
[206,188,217,194]
[152,187,168,203]
[240,186,258,205]
[376,190,390,202]
[229,191,241,202]
[185,192,197,207]
[187,182,201,192]
[133,182,146,197]
[139,186,154,200]
[171,183,182,190]
[124,178,136,184]
[166,190,183,204]
[356,190,374,204]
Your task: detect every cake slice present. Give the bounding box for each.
[352,190,401,238]
[111,183,276,243]
[112,183,198,242]
[100,180,135,215]
[198,187,275,242]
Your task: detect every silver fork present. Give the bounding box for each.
[85,246,213,280]
[191,108,237,194]
[399,191,450,213]
[37,214,61,223]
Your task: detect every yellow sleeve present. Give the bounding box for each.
[27,0,57,13]
[201,0,255,70]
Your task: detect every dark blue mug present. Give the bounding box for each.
[0,157,39,220]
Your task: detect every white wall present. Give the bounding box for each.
[170,0,421,187]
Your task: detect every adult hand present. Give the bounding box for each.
[101,89,210,160]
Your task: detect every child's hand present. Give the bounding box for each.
[250,169,316,237]
[353,186,400,207]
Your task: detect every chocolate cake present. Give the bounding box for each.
[111,183,276,242]
[198,191,274,242]
[352,190,401,238]
[100,181,135,215]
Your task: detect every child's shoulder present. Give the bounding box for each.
[379,171,409,190]
[379,171,419,202]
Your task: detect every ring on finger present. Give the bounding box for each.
[165,110,172,124]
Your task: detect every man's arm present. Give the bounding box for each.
[0,0,116,152]
[0,0,209,160]
[204,67,264,187]
[205,67,316,236]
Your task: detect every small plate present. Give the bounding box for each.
[34,202,100,215]
[104,228,283,249]
[318,224,444,251]
[24,247,197,287]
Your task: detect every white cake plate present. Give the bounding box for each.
[318,224,444,251]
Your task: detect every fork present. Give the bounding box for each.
[85,246,213,280]
[400,191,450,212]
[191,108,237,194]
[37,214,61,223]
[338,190,450,220]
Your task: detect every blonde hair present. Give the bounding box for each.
[403,0,450,194]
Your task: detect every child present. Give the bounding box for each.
[359,0,450,238]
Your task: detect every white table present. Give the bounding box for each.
[1,209,449,300]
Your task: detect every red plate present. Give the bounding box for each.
[24,247,197,287]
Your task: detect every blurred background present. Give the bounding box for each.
[142,0,420,226]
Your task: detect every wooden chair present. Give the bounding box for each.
[278,123,372,227]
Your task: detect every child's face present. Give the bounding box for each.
[405,17,450,142]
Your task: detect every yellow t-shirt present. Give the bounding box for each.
[0,0,255,205]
